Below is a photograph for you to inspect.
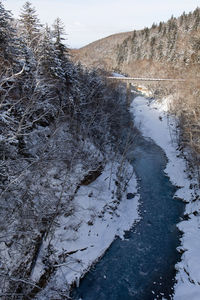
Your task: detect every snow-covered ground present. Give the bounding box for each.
[130,96,200,300]
[32,160,140,298]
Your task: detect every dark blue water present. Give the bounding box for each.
[71,134,184,300]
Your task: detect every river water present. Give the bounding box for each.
[71,126,184,299]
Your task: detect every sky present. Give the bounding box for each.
[3,0,200,48]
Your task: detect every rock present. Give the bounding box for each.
[87,220,93,226]
[126,193,136,199]
[88,192,93,197]
[81,165,103,185]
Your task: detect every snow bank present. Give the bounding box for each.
[130,96,200,299]
[33,160,140,298]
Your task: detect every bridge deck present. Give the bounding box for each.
[108,76,185,82]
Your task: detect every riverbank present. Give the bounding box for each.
[32,159,140,299]
[130,96,200,300]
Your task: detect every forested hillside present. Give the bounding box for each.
[115,10,200,75]
[0,2,134,298]
[72,8,200,76]
[73,8,200,183]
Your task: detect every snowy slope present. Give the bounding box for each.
[33,160,140,299]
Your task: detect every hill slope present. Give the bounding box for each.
[72,31,132,70]
[72,8,200,78]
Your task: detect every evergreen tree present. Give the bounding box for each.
[158,22,163,33]
[19,1,41,49]
[0,1,17,64]
[132,30,137,40]
[52,17,67,59]
[37,25,64,80]
[151,22,157,29]
[192,7,200,30]
[143,27,150,39]
[52,18,73,86]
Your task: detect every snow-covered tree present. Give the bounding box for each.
[52,18,72,79]
[36,25,64,80]
[0,1,19,68]
[51,18,74,107]
[52,17,67,58]
[0,2,136,298]
[19,1,42,49]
